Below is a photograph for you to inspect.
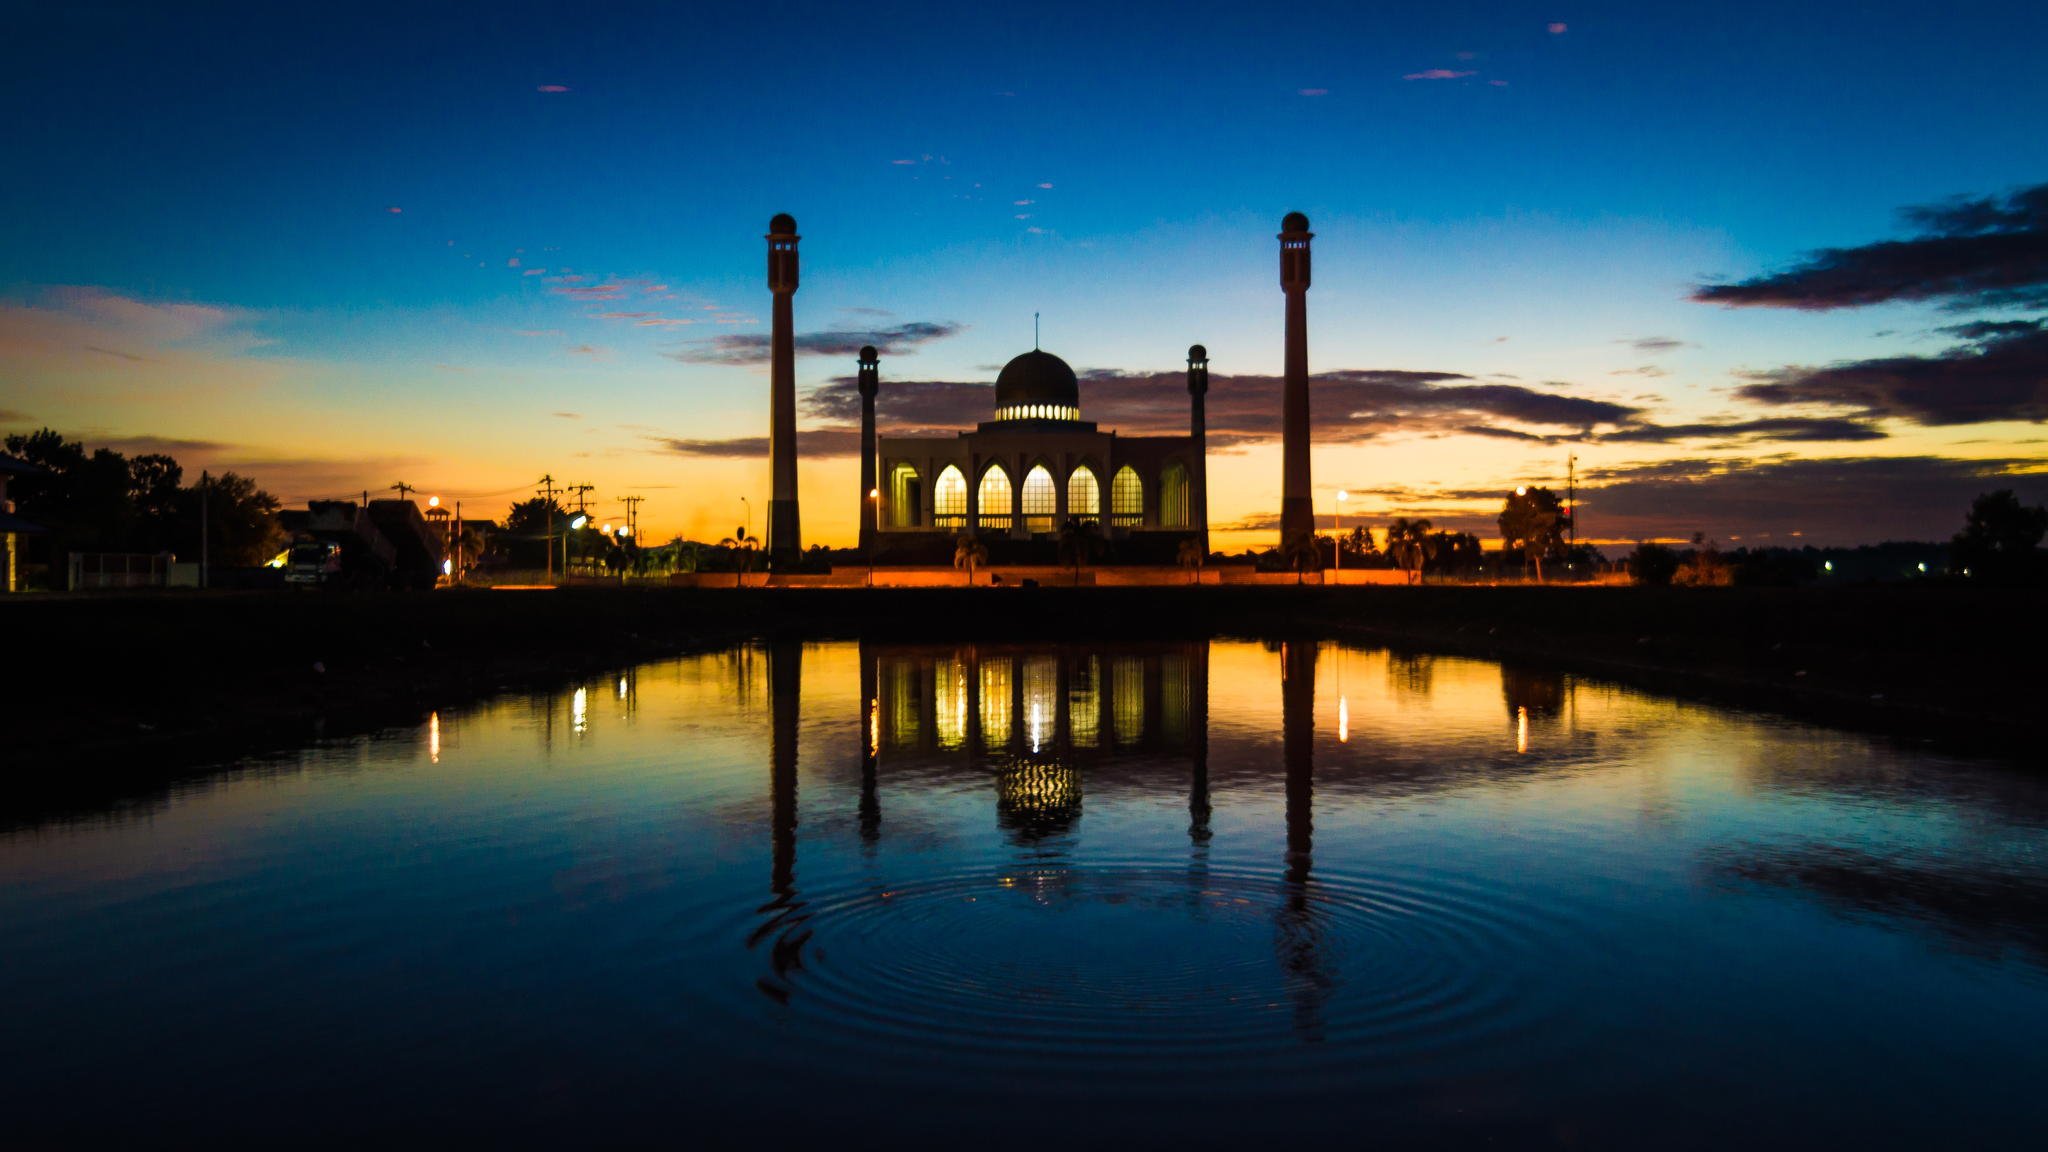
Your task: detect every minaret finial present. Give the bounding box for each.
[1034,311,1040,350]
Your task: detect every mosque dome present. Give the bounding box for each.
[994,349,1080,419]
[769,212,797,234]
[1282,211,1310,233]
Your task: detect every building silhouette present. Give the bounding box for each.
[866,347,1210,557]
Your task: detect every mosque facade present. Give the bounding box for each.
[760,212,1317,564]
[867,346,1211,558]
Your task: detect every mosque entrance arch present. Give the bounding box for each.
[1068,466,1101,526]
[1160,461,1190,529]
[1021,465,1057,534]
[888,463,923,528]
[977,464,1013,532]
[934,465,967,530]
[1111,466,1144,528]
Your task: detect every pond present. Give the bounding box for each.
[5,640,2045,1146]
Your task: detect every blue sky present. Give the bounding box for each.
[4,1,2045,544]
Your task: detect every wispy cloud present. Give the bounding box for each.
[537,84,570,93]
[665,320,966,366]
[1735,320,2048,426]
[1694,180,2048,312]
[1621,336,1688,355]
[1298,88,1329,96]
[1404,69,1475,81]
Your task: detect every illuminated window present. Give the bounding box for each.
[889,463,922,528]
[1068,655,1100,747]
[1068,467,1099,523]
[1160,461,1189,528]
[978,465,1012,531]
[934,465,967,528]
[935,657,967,749]
[1021,465,1056,533]
[980,658,1013,749]
[1112,466,1143,527]
[1112,657,1146,745]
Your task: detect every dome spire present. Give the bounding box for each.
[1034,311,1040,351]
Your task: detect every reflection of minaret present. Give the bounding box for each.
[858,638,880,847]
[1276,638,1332,1041]
[766,213,802,567]
[750,639,808,1002]
[1278,212,1314,549]
[1189,642,1212,846]
[857,344,880,558]
[1187,344,1211,558]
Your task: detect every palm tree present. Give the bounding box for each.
[1057,518,1103,585]
[1386,517,1434,584]
[718,525,759,587]
[1175,538,1206,585]
[952,533,988,585]
[1278,533,1320,584]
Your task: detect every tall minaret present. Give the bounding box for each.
[1187,343,1211,557]
[766,213,802,566]
[857,344,880,556]
[1278,211,1314,549]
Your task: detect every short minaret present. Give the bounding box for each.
[857,344,880,555]
[1278,211,1314,550]
[766,213,802,566]
[1187,343,1211,557]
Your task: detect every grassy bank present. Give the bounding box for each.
[7,583,2036,794]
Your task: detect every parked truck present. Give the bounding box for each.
[285,499,444,590]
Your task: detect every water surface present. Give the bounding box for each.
[5,640,2046,1147]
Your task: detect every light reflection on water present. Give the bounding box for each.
[4,639,2048,1147]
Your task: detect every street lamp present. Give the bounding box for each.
[1335,489,1348,573]
[866,488,880,586]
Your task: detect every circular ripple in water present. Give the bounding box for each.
[752,863,1593,1079]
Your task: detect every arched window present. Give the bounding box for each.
[1111,466,1143,527]
[977,464,1012,531]
[888,463,922,528]
[1021,465,1056,533]
[934,465,967,529]
[1160,461,1189,528]
[1067,466,1100,524]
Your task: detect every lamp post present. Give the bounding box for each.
[1335,489,1347,573]
[866,488,880,586]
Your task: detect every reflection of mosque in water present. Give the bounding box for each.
[760,637,1332,1029]
[866,640,1210,842]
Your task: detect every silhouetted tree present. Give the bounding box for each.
[952,533,988,585]
[720,526,760,586]
[1339,525,1382,566]
[1953,489,2047,583]
[1385,517,1434,584]
[1056,517,1103,585]
[1176,537,1206,584]
[504,497,566,537]
[181,472,284,566]
[1425,530,1483,579]
[1498,488,1565,582]
[1630,542,1681,587]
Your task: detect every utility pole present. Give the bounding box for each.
[619,495,644,540]
[536,474,558,584]
[454,500,463,584]
[567,484,595,516]
[1567,454,1578,557]
[199,470,210,590]
[390,481,416,501]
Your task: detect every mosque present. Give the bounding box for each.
[864,344,1211,561]
[757,212,1316,566]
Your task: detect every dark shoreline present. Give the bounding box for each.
[6,585,2037,822]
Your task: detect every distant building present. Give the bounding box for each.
[0,454,46,593]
